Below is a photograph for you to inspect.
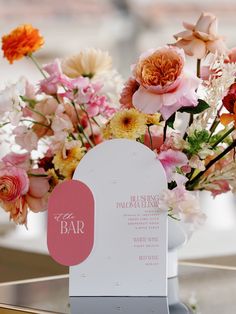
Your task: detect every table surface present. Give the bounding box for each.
[0,262,236,314]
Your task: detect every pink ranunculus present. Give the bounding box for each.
[132,46,200,120]
[0,166,29,202]
[2,196,28,225]
[2,152,30,171]
[174,12,227,59]
[26,168,50,212]
[158,149,188,183]
[13,126,38,151]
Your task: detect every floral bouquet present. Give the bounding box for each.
[1,12,236,228]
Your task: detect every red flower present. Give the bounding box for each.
[220,83,236,127]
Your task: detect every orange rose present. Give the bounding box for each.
[2,24,44,64]
[134,47,184,90]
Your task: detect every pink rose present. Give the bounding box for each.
[0,166,29,202]
[174,12,227,59]
[132,46,200,120]
[26,168,50,212]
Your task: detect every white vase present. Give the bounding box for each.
[168,217,193,278]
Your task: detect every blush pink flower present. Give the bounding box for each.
[2,152,30,171]
[174,12,227,59]
[29,98,57,138]
[13,126,38,151]
[207,180,231,197]
[132,46,200,120]
[158,149,188,183]
[0,165,29,202]
[25,168,50,212]
[159,187,206,228]
[39,60,73,95]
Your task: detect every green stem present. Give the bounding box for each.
[28,54,47,79]
[71,102,94,148]
[168,213,181,221]
[28,173,48,177]
[163,122,167,142]
[0,122,11,128]
[186,139,236,190]
[147,125,153,150]
[21,119,51,128]
[92,117,100,127]
[26,107,47,119]
[211,126,235,148]
[197,59,201,78]
[80,104,95,144]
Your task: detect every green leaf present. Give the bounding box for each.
[178,99,210,114]
[166,113,176,129]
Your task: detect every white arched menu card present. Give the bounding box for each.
[70,139,168,296]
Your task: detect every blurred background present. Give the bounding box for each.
[0,0,236,281]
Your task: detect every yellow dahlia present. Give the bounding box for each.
[47,169,59,190]
[145,113,161,125]
[52,146,85,179]
[102,122,112,140]
[109,109,147,140]
[61,48,112,79]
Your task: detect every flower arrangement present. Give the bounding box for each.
[1,13,236,228]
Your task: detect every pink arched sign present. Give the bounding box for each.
[47,180,94,266]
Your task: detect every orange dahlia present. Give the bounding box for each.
[2,24,44,64]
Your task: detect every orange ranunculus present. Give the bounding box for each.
[2,24,44,64]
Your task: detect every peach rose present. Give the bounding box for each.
[132,46,200,119]
[174,12,227,59]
